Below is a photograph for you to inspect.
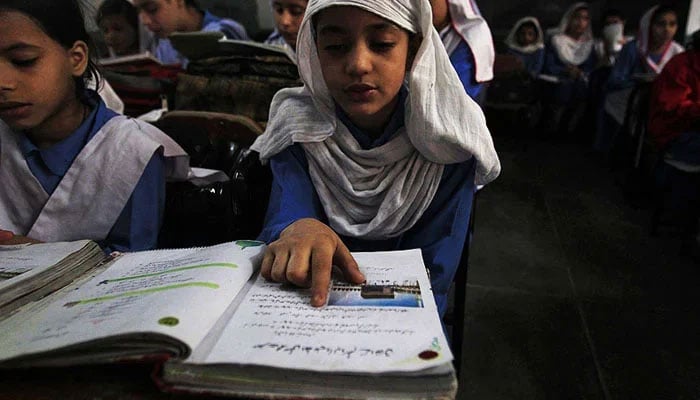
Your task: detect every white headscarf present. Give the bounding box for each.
[438,0,494,82]
[251,0,500,239]
[505,16,544,54]
[550,2,594,66]
[636,5,685,74]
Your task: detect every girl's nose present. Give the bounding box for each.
[346,44,372,76]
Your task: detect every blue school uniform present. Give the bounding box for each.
[154,10,249,66]
[541,42,597,103]
[507,47,545,77]
[18,91,165,253]
[606,40,659,91]
[257,88,476,317]
[449,40,486,103]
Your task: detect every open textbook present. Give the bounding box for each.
[0,243,457,399]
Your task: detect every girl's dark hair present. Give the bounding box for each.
[0,0,100,101]
[651,5,677,24]
[96,0,138,31]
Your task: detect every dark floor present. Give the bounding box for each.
[458,127,700,399]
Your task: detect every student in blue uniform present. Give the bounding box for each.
[0,0,188,252]
[264,0,308,53]
[541,2,597,136]
[132,0,249,66]
[428,0,494,104]
[250,0,501,316]
[594,5,684,153]
[505,16,545,77]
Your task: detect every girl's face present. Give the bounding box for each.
[99,14,138,55]
[0,11,87,139]
[516,25,537,46]
[651,11,678,47]
[134,0,183,38]
[315,6,410,136]
[272,0,307,50]
[567,8,590,38]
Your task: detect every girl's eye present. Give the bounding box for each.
[144,5,158,14]
[13,58,37,67]
[290,7,304,16]
[371,42,396,52]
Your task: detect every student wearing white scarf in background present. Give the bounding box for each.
[594,5,684,154]
[428,0,494,104]
[541,2,597,136]
[251,0,500,316]
[505,16,545,77]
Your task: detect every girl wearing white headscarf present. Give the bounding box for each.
[541,2,597,135]
[595,5,684,152]
[505,16,545,77]
[251,0,500,316]
[607,5,684,92]
[430,0,494,104]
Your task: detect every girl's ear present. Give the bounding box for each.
[68,40,89,78]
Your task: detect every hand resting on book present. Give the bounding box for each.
[260,218,365,307]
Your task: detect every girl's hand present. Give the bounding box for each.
[566,65,583,80]
[260,218,366,307]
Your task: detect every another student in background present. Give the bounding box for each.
[541,2,597,136]
[133,0,249,66]
[504,16,545,77]
[649,30,700,163]
[429,0,495,104]
[251,0,500,316]
[265,0,308,53]
[96,0,140,57]
[595,5,684,153]
[0,0,188,251]
[607,5,683,92]
[594,9,630,68]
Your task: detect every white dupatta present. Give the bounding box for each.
[636,5,685,74]
[504,16,544,54]
[550,2,594,66]
[251,0,500,239]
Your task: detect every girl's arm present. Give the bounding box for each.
[257,146,365,306]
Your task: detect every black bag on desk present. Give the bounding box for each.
[155,112,272,248]
[174,53,301,125]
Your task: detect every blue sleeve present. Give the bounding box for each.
[101,152,166,253]
[606,42,638,91]
[529,49,545,76]
[257,145,326,243]
[449,40,485,102]
[542,44,568,77]
[217,19,250,40]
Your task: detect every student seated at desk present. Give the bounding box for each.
[505,16,545,77]
[428,0,494,104]
[133,0,249,66]
[264,0,308,53]
[540,2,597,136]
[96,0,141,57]
[0,0,188,252]
[594,5,684,153]
[250,0,501,317]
